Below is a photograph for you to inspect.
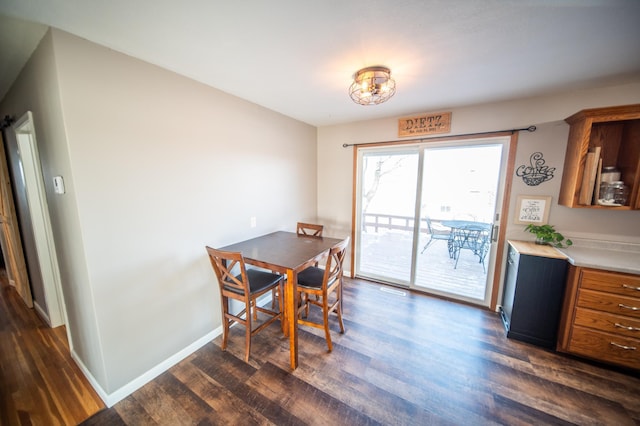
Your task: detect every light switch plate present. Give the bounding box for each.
[53,176,65,194]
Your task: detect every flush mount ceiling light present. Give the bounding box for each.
[349,66,396,106]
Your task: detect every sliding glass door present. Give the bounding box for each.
[356,149,419,285]
[355,137,509,306]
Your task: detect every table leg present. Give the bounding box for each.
[285,269,298,369]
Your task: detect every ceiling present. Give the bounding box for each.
[1,0,640,127]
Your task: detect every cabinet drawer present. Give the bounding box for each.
[577,289,640,319]
[574,307,640,339]
[581,269,640,297]
[568,326,640,370]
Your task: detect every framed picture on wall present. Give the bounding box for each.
[514,195,552,225]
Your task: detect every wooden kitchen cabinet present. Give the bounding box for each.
[500,241,568,349]
[558,104,640,209]
[558,266,640,371]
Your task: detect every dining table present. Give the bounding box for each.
[441,220,493,233]
[218,230,346,369]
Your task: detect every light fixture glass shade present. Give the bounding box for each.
[349,66,396,105]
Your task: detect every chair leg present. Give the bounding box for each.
[323,297,333,352]
[278,282,285,334]
[299,291,310,318]
[221,297,230,351]
[336,288,345,335]
[244,305,252,363]
[420,238,433,254]
[252,299,258,321]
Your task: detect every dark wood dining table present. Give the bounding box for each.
[219,231,345,369]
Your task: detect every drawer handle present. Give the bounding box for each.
[614,323,640,332]
[610,342,637,351]
[622,284,640,291]
[618,303,639,311]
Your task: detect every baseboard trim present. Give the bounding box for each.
[71,326,222,407]
[33,300,51,326]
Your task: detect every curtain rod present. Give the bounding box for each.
[342,125,536,148]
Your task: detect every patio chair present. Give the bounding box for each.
[420,217,453,256]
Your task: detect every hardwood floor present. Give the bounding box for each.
[83,276,639,425]
[3,269,639,425]
[0,270,105,425]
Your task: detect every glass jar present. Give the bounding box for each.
[599,182,614,203]
[601,166,621,183]
[611,181,629,205]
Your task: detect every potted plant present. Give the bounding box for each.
[524,224,573,248]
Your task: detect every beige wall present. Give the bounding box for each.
[1,29,317,400]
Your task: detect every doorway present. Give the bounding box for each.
[10,111,65,327]
[355,137,510,306]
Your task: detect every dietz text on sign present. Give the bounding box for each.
[398,112,451,137]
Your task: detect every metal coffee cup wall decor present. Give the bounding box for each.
[516,152,555,186]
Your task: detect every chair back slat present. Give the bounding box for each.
[297,222,324,237]
[206,247,248,294]
[322,237,349,287]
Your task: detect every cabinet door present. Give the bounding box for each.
[507,254,568,348]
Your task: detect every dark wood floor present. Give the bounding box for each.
[81,276,640,425]
[3,269,640,425]
[0,270,105,425]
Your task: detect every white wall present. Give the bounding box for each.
[1,29,318,401]
[317,80,640,284]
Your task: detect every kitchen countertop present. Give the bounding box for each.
[509,239,640,275]
[554,240,640,275]
[508,240,568,259]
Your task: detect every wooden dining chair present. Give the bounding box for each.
[206,246,284,362]
[296,236,350,352]
[296,222,324,237]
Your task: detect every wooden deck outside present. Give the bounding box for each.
[359,229,489,301]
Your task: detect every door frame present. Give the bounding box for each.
[12,111,66,327]
[350,131,518,311]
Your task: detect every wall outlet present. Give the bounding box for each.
[250,216,257,228]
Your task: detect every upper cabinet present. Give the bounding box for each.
[559,104,640,210]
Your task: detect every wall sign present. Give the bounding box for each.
[516,152,555,186]
[514,195,552,225]
[398,112,451,137]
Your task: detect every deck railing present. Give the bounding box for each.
[362,212,429,233]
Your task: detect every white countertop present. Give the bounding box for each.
[555,240,640,275]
